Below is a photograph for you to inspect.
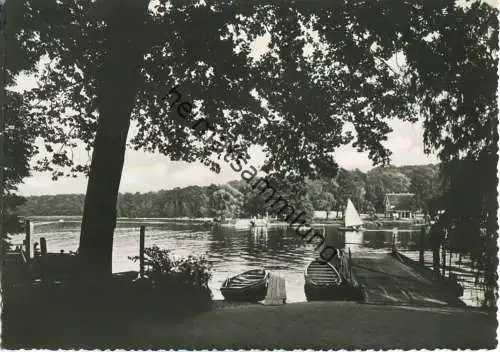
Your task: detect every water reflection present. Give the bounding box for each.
[344,231,364,253]
[251,226,269,245]
[10,221,484,306]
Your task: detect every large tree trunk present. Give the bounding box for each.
[78,0,149,278]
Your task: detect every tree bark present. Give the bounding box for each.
[78,0,149,278]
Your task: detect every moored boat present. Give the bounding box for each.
[250,213,269,228]
[220,268,270,302]
[304,252,366,302]
[250,218,268,228]
[304,259,343,301]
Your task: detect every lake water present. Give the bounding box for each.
[11,220,485,307]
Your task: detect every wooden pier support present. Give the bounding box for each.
[139,225,145,278]
[419,227,425,265]
[33,242,39,258]
[40,237,47,255]
[391,228,397,252]
[24,220,31,264]
[442,243,446,277]
[448,250,452,276]
[348,248,352,281]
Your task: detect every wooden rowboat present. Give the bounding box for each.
[304,259,344,301]
[221,269,269,302]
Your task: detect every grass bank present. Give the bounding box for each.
[131,301,496,350]
[3,293,496,350]
[1,273,211,349]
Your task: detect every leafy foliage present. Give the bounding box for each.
[5,0,435,182]
[6,0,498,289]
[398,2,498,307]
[129,245,212,298]
[1,89,39,252]
[432,155,498,307]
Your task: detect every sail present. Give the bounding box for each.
[345,199,363,227]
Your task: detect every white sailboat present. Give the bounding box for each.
[339,199,364,231]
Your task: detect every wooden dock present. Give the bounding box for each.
[352,251,465,307]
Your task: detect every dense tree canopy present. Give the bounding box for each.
[5,0,498,284]
[399,1,498,307]
[5,0,412,275]
[1,91,36,252]
[17,164,441,219]
[5,0,426,178]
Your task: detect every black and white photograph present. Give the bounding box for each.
[1,0,498,349]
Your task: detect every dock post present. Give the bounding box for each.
[448,250,452,276]
[24,220,31,264]
[391,228,398,253]
[432,246,440,279]
[139,225,145,278]
[441,243,446,277]
[40,237,47,255]
[33,242,39,258]
[350,250,354,281]
[419,227,425,265]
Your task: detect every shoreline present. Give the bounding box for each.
[24,215,427,226]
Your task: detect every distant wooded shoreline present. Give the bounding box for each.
[17,164,440,220]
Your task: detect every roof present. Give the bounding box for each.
[385,193,416,211]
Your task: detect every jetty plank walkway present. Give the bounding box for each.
[351,252,465,307]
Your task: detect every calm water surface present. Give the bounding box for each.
[11,220,484,307]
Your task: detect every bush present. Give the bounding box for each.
[3,248,212,348]
[129,245,213,311]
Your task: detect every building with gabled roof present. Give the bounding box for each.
[384,193,417,219]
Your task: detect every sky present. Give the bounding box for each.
[15,0,497,196]
[18,117,438,196]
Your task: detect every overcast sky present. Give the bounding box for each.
[16,0,498,196]
[18,117,438,196]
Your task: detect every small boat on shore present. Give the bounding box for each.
[220,268,270,302]
[304,259,343,301]
[250,218,268,228]
[250,213,269,228]
[211,217,238,226]
[338,199,364,232]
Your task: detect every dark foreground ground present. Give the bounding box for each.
[2,252,496,350]
[131,301,496,350]
[4,299,495,350]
